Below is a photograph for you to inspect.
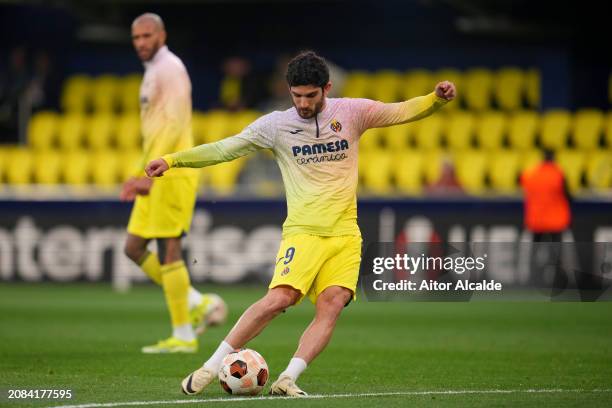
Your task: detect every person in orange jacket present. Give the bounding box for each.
[520,149,572,242]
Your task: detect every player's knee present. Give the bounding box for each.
[157,237,183,264]
[317,288,351,315]
[319,296,345,314]
[263,287,300,314]
[161,244,182,264]
[124,241,143,262]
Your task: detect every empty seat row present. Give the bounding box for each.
[29,108,612,153]
[192,110,261,145]
[28,111,141,151]
[0,148,141,187]
[360,109,612,151]
[342,67,540,110]
[2,146,608,196]
[0,147,251,194]
[27,110,264,151]
[61,74,142,113]
[358,149,612,195]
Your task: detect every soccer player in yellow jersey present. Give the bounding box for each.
[121,13,223,354]
[146,51,455,393]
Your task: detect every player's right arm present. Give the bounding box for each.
[146,113,276,177]
[146,134,259,177]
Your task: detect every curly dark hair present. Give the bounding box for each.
[285,51,329,88]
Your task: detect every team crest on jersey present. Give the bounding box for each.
[281,267,290,276]
[330,119,342,133]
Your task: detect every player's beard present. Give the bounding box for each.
[138,40,161,62]
[296,98,324,119]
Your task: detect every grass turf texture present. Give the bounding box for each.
[1,283,611,407]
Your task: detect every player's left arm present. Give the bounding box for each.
[361,81,456,130]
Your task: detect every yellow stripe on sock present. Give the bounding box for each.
[160,260,185,275]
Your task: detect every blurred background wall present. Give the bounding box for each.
[1,0,610,113]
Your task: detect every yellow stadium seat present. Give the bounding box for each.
[357,148,369,191]
[0,146,16,183]
[525,69,540,108]
[0,148,5,182]
[57,113,86,150]
[488,150,520,193]
[33,150,62,184]
[555,150,585,193]
[508,111,539,149]
[86,113,115,150]
[381,125,412,150]
[191,112,211,144]
[371,70,401,102]
[540,110,571,150]
[423,150,444,185]
[401,69,432,100]
[360,127,385,151]
[219,76,242,108]
[6,148,34,185]
[605,112,612,148]
[453,150,488,194]
[91,74,120,113]
[586,150,612,191]
[28,111,59,151]
[572,109,604,150]
[119,149,143,182]
[91,150,120,187]
[203,110,232,143]
[412,115,444,149]
[495,67,524,110]
[394,150,424,194]
[476,111,507,149]
[119,73,142,112]
[209,156,247,194]
[198,166,210,188]
[431,68,462,109]
[228,110,261,135]
[62,150,91,185]
[445,111,474,150]
[61,75,91,112]
[192,111,207,145]
[342,71,370,99]
[360,150,393,194]
[463,68,493,111]
[116,112,141,149]
[521,149,544,172]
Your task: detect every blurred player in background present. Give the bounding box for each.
[146,51,455,394]
[121,13,226,354]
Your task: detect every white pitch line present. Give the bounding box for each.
[48,388,612,408]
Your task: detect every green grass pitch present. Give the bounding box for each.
[1,283,611,407]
